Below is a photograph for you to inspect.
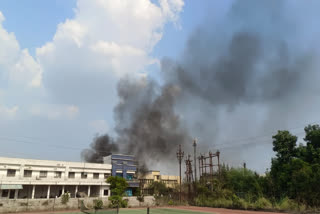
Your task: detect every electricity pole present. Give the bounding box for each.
[176,144,184,204]
[193,139,197,182]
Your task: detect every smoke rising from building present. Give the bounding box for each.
[82,0,320,172]
[81,134,119,163]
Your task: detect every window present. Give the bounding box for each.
[7,169,16,177]
[68,172,75,179]
[104,173,110,179]
[1,190,9,198]
[93,173,99,179]
[126,174,133,180]
[54,171,62,178]
[39,171,47,178]
[81,172,87,179]
[24,170,32,177]
[103,189,109,196]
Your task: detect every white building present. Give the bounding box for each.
[0,157,111,200]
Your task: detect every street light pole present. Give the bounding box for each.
[176,144,184,204]
[193,139,197,182]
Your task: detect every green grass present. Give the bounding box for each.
[57,208,210,214]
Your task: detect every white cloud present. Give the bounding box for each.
[30,104,79,120]
[32,0,185,130]
[0,1,184,160]
[0,11,42,89]
[159,0,184,26]
[0,105,19,119]
[89,119,109,134]
[36,0,184,97]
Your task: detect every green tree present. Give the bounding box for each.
[272,130,297,163]
[107,176,128,196]
[107,176,129,208]
[148,181,168,196]
[304,125,320,164]
[270,126,320,207]
[225,168,263,202]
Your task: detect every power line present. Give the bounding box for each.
[214,119,319,149]
[0,119,318,155]
[217,130,306,150]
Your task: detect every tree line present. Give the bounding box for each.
[193,124,320,212]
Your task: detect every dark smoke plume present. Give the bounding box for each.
[82,0,320,172]
[81,134,118,163]
[115,78,191,163]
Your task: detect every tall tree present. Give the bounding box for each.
[272,130,297,163]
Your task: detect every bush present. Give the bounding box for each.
[168,199,174,206]
[254,197,272,210]
[61,193,70,205]
[109,195,128,208]
[121,199,128,208]
[213,198,233,208]
[232,195,248,209]
[278,197,300,211]
[109,195,121,208]
[93,199,103,210]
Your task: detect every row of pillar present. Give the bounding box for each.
[34,185,91,199]
[0,189,19,199]
[1,185,108,199]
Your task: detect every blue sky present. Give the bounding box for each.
[0,0,231,58]
[0,0,76,55]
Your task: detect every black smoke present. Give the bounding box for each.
[82,0,320,172]
[81,134,118,163]
[115,78,191,163]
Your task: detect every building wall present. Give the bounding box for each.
[139,171,180,194]
[0,196,156,213]
[0,157,112,199]
[103,154,139,196]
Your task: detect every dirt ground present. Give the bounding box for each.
[168,206,287,214]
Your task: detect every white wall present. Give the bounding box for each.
[0,156,111,186]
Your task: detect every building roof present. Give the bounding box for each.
[0,156,112,169]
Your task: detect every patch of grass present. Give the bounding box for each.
[254,197,272,210]
[277,197,303,212]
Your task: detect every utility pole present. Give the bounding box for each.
[217,150,221,179]
[176,144,184,204]
[185,154,193,202]
[193,139,197,182]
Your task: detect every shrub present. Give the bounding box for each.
[213,198,233,208]
[278,197,300,211]
[93,199,103,210]
[109,195,128,208]
[168,199,174,206]
[109,195,121,208]
[254,197,272,210]
[121,199,128,208]
[232,195,248,209]
[61,193,70,205]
